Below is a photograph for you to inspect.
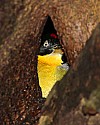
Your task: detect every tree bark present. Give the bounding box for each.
[39,23,100,125]
[0,1,100,124]
[0,1,46,124]
[0,0,100,63]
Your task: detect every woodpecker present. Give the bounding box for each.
[38,33,69,98]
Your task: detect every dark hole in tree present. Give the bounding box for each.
[38,16,70,98]
[41,16,57,39]
[39,15,69,65]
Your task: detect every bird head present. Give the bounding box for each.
[38,33,62,56]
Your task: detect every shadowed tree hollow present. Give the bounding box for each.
[0,1,100,125]
[39,23,100,125]
[41,16,57,37]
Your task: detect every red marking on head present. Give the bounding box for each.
[50,33,57,39]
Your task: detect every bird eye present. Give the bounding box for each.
[43,40,49,47]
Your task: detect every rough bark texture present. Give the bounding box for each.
[0,0,100,63]
[39,23,100,125]
[0,1,47,124]
[0,0,100,125]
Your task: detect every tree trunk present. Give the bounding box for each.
[39,23,100,125]
[0,1,100,124]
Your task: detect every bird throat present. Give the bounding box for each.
[38,52,63,98]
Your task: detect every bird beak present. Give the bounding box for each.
[53,44,62,49]
[53,48,63,54]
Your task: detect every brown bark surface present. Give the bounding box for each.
[0,1,46,124]
[39,23,100,125]
[0,0,100,63]
[0,0,100,124]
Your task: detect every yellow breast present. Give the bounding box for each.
[38,53,67,97]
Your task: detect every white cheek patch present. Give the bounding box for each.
[43,40,49,47]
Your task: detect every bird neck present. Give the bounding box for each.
[37,53,63,97]
[38,53,62,66]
